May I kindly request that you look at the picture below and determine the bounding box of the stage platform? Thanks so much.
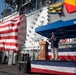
[31,60,76,75]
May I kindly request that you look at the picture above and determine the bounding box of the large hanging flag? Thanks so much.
[48,2,63,14]
[0,15,26,52]
[64,0,76,13]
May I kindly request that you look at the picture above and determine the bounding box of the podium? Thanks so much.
[38,41,49,60]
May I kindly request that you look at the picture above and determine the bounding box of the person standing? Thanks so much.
[48,32,60,60]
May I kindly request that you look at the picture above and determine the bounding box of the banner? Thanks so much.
[0,15,26,52]
[64,0,76,13]
[31,61,76,75]
[48,48,76,61]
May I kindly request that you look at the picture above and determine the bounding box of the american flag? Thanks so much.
[0,15,26,52]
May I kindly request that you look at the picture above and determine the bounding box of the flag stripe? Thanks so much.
[0,15,26,52]
[0,29,18,34]
[0,32,18,37]
[31,64,76,73]
[31,68,76,75]
[0,47,18,52]
[0,42,19,46]
[0,20,20,28]
[31,61,76,75]
[48,52,76,56]
[0,24,19,31]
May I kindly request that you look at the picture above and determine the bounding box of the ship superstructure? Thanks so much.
[0,0,76,61]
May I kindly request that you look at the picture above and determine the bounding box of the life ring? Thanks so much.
[62,39,66,43]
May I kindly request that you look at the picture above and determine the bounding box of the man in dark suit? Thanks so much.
[49,32,60,60]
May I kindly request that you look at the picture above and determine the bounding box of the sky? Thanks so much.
[0,0,13,18]
[0,0,5,18]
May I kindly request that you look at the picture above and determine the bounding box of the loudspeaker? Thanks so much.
[1,9,11,17]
